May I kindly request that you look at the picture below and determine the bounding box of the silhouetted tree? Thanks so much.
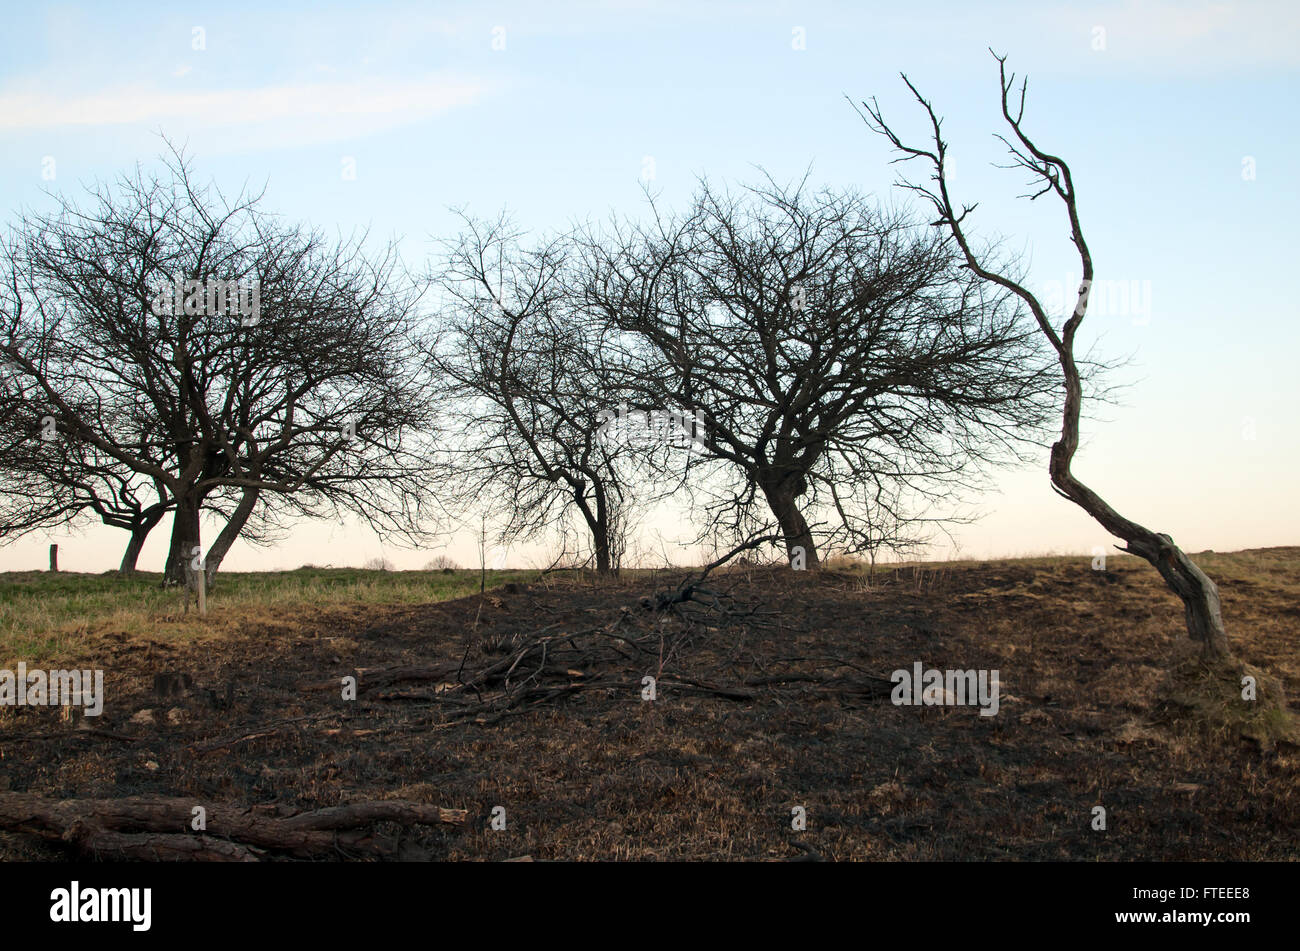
[0,150,440,586]
[860,51,1231,658]
[0,387,293,574]
[432,214,648,575]
[578,176,1057,568]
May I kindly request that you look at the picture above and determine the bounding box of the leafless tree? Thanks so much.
[431,214,652,575]
[0,150,441,586]
[0,382,170,572]
[833,479,937,582]
[859,51,1231,658]
[0,389,298,574]
[578,176,1058,569]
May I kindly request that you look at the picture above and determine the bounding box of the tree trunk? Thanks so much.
[162,492,202,588]
[575,480,617,575]
[592,483,616,575]
[119,506,168,576]
[763,480,820,569]
[1049,356,1230,659]
[119,527,149,576]
[592,524,612,574]
[202,488,260,586]
[0,792,467,862]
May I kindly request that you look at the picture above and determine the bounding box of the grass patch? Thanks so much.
[1154,642,1299,751]
[0,567,543,667]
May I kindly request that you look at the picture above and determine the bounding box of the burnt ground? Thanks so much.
[2,552,1298,861]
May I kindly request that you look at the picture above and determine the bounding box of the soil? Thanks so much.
[2,553,1297,861]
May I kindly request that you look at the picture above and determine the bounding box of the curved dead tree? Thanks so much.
[860,51,1230,658]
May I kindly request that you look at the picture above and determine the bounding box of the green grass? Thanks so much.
[7,546,1297,668]
[0,567,543,666]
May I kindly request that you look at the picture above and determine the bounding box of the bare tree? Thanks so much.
[432,214,649,575]
[859,51,1231,658]
[832,479,936,582]
[0,390,294,574]
[0,387,172,573]
[0,150,441,586]
[579,176,1058,569]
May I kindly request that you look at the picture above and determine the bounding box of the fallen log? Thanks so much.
[80,830,263,862]
[0,793,468,861]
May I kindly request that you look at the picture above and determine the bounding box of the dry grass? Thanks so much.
[1,548,1297,861]
[0,567,541,668]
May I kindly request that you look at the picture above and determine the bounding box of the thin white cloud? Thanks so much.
[0,74,489,132]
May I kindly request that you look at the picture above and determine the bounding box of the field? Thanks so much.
[1,549,1297,861]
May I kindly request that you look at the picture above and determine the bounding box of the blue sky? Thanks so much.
[1,0,1297,571]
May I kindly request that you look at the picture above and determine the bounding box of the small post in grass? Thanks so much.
[196,565,207,617]
[49,544,58,572]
